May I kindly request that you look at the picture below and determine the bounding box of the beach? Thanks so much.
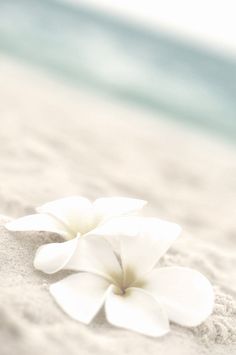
[0,54,235,354]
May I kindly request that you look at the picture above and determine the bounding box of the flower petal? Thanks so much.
[37,196,95,235]
[50,272,111,324]
[34,236,80,274]
[105,287,169,337]
[92,216,180,262]
[93,197,146,222]
[142,266,214,327]
[88,216,135,252]
[114,217,181,282]
[5,214,68,238]
[66,235,123,285]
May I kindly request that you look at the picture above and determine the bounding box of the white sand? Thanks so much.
[0,54,235,355]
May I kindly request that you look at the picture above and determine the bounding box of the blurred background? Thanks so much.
[0,0,236,139]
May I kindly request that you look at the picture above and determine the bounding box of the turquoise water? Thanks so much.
[0,0,236,140]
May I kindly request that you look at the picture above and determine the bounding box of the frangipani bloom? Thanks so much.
[5,196,146,273]
[49,217,214,337]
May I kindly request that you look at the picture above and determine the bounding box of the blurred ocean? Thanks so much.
[0,0,235,140]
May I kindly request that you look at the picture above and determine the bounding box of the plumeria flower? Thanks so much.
[49,217,214,337]
[5,196,146,273]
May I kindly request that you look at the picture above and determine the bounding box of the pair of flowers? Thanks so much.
[6,196,214,337]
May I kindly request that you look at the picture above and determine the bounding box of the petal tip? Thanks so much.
[106,310,170,337]
[33,246,56,274]
[5,221,14,231]
[5,221,23,232]
[33,240,76,274]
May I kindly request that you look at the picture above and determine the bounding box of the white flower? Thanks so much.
[49,217,214,337]
[5,196,146,273]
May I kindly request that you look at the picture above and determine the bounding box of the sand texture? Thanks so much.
[0,55,236,355]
